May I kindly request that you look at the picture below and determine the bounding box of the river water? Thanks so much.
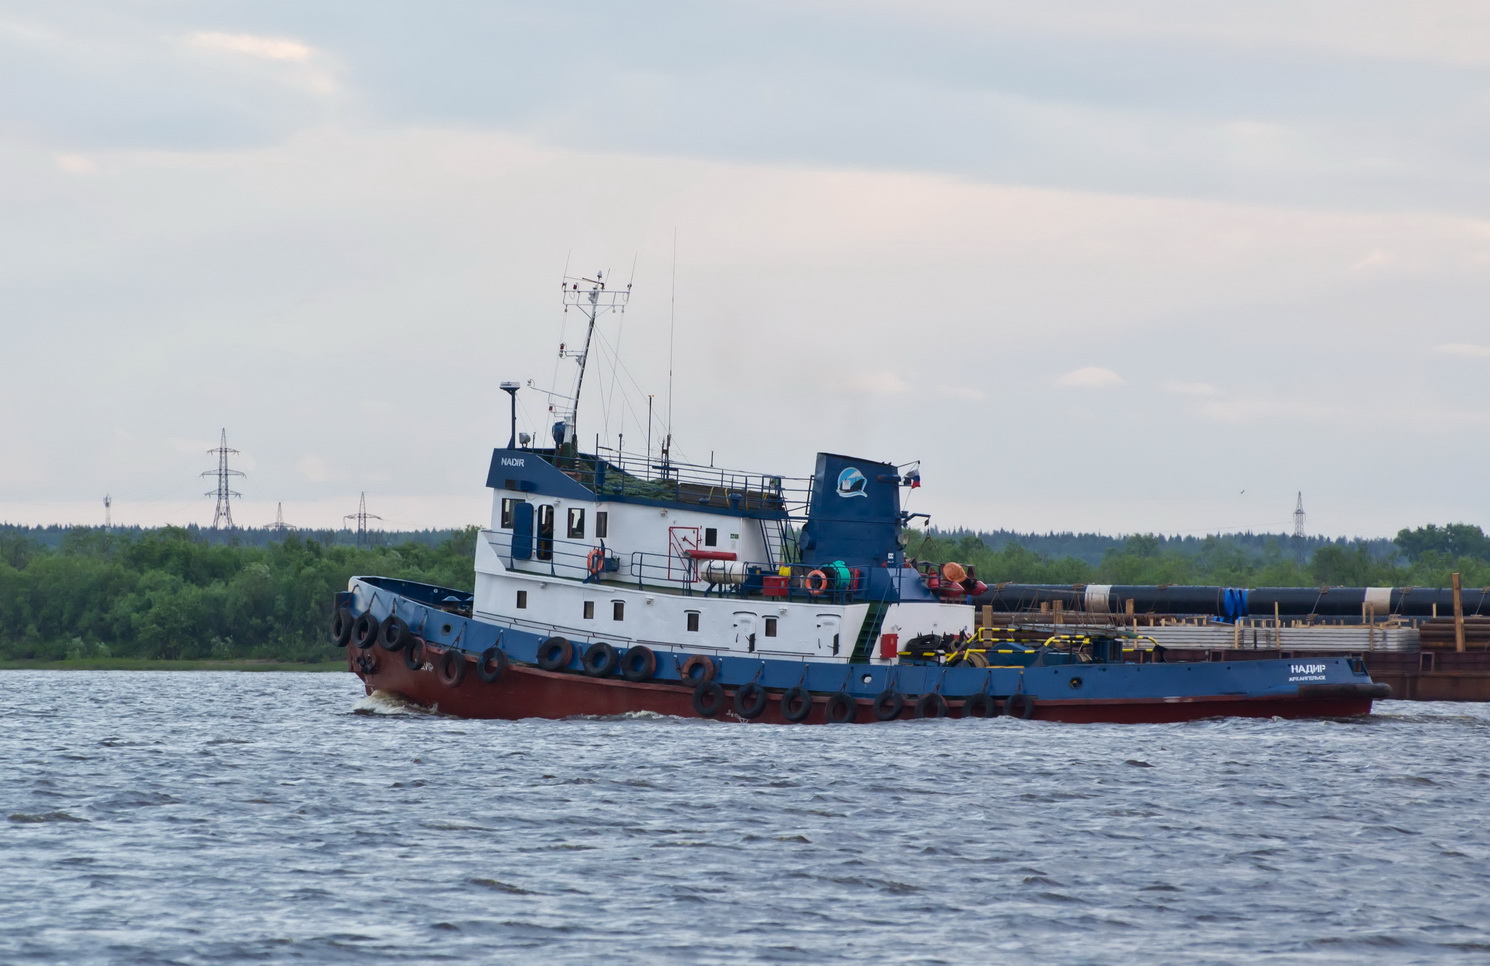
[2,670,1487,965]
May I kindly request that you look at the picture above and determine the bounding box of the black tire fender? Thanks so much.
[581,641,619,677]
[915,693,949,719]
[351,612,379,650]
[872,690,904,721]
[733,682,768,719]
[824,691,857,724]
[403,638,425,671]
[1006,692,1036,719]
[780,686,813,723]
[332,607,354,646]
[693,681,726,717]
[962,693,998,719]
[477,646,508,683]
[536,637,573,671]
[378,616,410,652]
[620,645,657,682]
[438,649,467,687]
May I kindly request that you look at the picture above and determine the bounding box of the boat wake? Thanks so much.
[352,689,435,716]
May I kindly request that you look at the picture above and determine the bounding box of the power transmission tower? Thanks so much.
[1293,492,1307,539]
[103,495,111,529]
[202,428,246,529]
[344,492,382,547]
[268,502,295,532]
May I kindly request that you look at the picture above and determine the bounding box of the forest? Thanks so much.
[0,525,475,663]
[2,521,1489,663]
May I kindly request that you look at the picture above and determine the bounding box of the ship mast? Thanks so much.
[553,270,630,454]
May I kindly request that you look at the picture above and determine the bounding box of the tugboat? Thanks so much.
[333,273,1389,723]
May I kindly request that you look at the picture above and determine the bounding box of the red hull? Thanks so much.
[349,645,1375,724]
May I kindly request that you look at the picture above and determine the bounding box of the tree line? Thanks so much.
[2,522,1488,663]
[0,526,475,663]
[912,523,1490,590]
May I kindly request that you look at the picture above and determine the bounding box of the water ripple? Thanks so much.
[1,671,1487,965]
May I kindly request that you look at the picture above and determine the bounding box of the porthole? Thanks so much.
[441,624,453,636]
[1068,676,1084,690]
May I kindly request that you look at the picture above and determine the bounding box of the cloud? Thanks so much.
[1433,343,1490,358]
[296,454,332,483]
[1349,249,1393,272]
[54,153,95,174]
[1163,380,1221,395]
[836,371,912,394]
[187,32,313,63]
[937,386,987,402]
[1055,367,1125,389]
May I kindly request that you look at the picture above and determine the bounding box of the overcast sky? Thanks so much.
[4,1,1490,538]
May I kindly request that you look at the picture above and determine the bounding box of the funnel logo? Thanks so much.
[836,466,868,498]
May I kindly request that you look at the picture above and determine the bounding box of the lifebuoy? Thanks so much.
[873,690,904,721]
[620,645,656,682]
[824,691,856,724]
[586,547,605,577]
[582,641,618,677]
[438,649,467,687]
[331,607,354,646]
[351,612,379,649]
[680,654,716,685]
[914,693,949,719]
[803,570,830,596]
[477,646,508,683]
[378,616,409,652]
[962,693,998,719]
[693,681,725,717]
[780,686,812,722]
[1005,692,1036,719]
[537,637,573,671]
[733,682,768,719]
[403,638,425,671]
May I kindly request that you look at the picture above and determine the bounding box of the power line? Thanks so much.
[344,492,382,547]
[269,502,296,532]
[201,429,246,529]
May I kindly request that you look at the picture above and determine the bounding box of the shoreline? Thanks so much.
[0,658,348,672]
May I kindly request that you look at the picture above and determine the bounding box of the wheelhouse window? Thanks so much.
[583,601,595,620]
[567,507,585,539]
[764,617,777,637]
[686,611,700,632]
[516,590,528,609]
[595,511,608,539]
[501,497,525,528]
[612,600,625,621]
[537,505,555,560]
[704,527,718,547]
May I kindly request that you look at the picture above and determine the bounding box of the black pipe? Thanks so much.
[971,583,1490,619]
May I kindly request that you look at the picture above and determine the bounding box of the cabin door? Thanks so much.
[511,502,534,560]
[733,612,758,653]
[815,615,841,656]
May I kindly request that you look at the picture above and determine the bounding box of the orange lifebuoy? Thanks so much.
[804,569,829,596]
[586,547,604,577]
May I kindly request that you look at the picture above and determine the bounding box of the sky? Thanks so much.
[3,1,1490,538]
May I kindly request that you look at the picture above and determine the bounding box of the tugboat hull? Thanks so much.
[341,578,1388,725]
